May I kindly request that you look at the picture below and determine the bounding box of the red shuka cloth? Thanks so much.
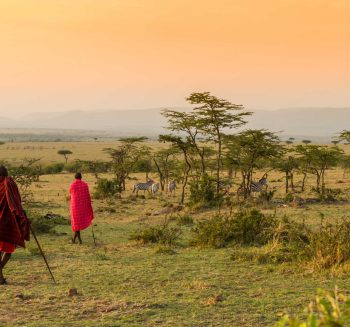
[0,177,30,248]
[69,179,94,232]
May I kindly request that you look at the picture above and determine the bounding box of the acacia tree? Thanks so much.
[57,149,72,164]
[75,160,110,180]
[159,135,194,204]
[274,154,299,194]
[161,110,206,174]
[295,145,343,194]
[302,140,312,145]
[153,147,180,191]
[339,130,350,143]
[224,129,283,198]
[187,92,251,194]
[104,137,150,192]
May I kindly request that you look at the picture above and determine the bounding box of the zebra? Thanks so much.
[151,183,160,195]
[132,179,154,195]
[167,180,176,196]
[218,180,232,195]
[251,176,268,192]
[237,176,268,196]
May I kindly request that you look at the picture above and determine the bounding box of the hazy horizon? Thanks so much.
[1,0,350,116]
[1,106,350,120]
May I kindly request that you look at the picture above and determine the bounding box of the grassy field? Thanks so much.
[1,142,350,326]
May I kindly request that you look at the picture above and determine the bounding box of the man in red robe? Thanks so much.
[69,173,94,244]
[0,165,30,284]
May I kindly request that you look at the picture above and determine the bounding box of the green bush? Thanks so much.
[64,161,82,173]
[260,216,350,270]
[277,288,350,326]
[317,188,344,202]
[176,215,194,226]
[42,163,64,174]
[93,178,121,199]
[258,189,276,203]
[188,174,221,208]
[191,209,277,248]
[306,219,350,269]
[129,221,182,246]
[29,211,70,234]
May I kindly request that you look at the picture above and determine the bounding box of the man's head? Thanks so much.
[0,165,8,182]
[75,172,82,180]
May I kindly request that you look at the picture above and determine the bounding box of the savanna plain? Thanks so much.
[1,141,350,327]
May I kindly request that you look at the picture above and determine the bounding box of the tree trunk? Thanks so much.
[181,156,191,204]
[301,172,307,192]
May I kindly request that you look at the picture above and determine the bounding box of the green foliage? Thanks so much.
[258,189,276,203]
[130,220,182,246]
[191,209,277,248]
[63,161,82,173]
[307,219,350,270]
[188,174,220,208]
[295,145,344,194]
[316,188,344,202]
[9,158,42,201]
[224,129,284,198]
[176,214,194,226]
[132,158,154,173]
[93,178,121,199]
[105,137,150,192]
[42,163,64,174]
[277,288,350,326]
[338,130,350,144]
[57,149,73,163]
[29,211,70,234]
[261,216,350,270]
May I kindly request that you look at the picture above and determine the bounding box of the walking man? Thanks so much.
[0,165,30,284]
[69,173,94,244]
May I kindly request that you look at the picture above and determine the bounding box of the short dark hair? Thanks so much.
[75,172,82,180]
[0,165,8,177]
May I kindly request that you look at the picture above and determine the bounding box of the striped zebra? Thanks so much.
[167,180,176,196]
[132,179,154,195]
[151,183,160,195]
[218,181,232,195]
[251,176,268,192]
[237,176,268,196]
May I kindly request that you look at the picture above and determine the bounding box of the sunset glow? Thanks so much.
[0,0,349,114]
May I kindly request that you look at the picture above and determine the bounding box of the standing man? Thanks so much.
[69,173,94,244]
[0,165,30,284]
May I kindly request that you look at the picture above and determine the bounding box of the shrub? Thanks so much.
[188,174,221,208]
[176,215,194,226]
[261,216,350,270]
[306,219,350,270]
[317,188,344,202]
[42,163,64,174]
[64,161,82,173]
[191,209,277,248]
[129,221,182,246]
[28,210,70,234]
[277,288,350,326]
[284,193,294,203]
[93,178,121,199]
[258,189,276,203]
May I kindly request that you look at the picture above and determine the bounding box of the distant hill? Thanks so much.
[0,107,349,140]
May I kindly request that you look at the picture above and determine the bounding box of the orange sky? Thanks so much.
[0,0,349,115]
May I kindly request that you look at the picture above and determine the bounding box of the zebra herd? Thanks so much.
[132,179,177,196]
[132,176,268,197]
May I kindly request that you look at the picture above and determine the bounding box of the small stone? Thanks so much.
[68,288,78,297]
[15,293,25,300]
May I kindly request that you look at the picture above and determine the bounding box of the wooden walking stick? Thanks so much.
[91,224,97,246]
[30,225,56,283]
